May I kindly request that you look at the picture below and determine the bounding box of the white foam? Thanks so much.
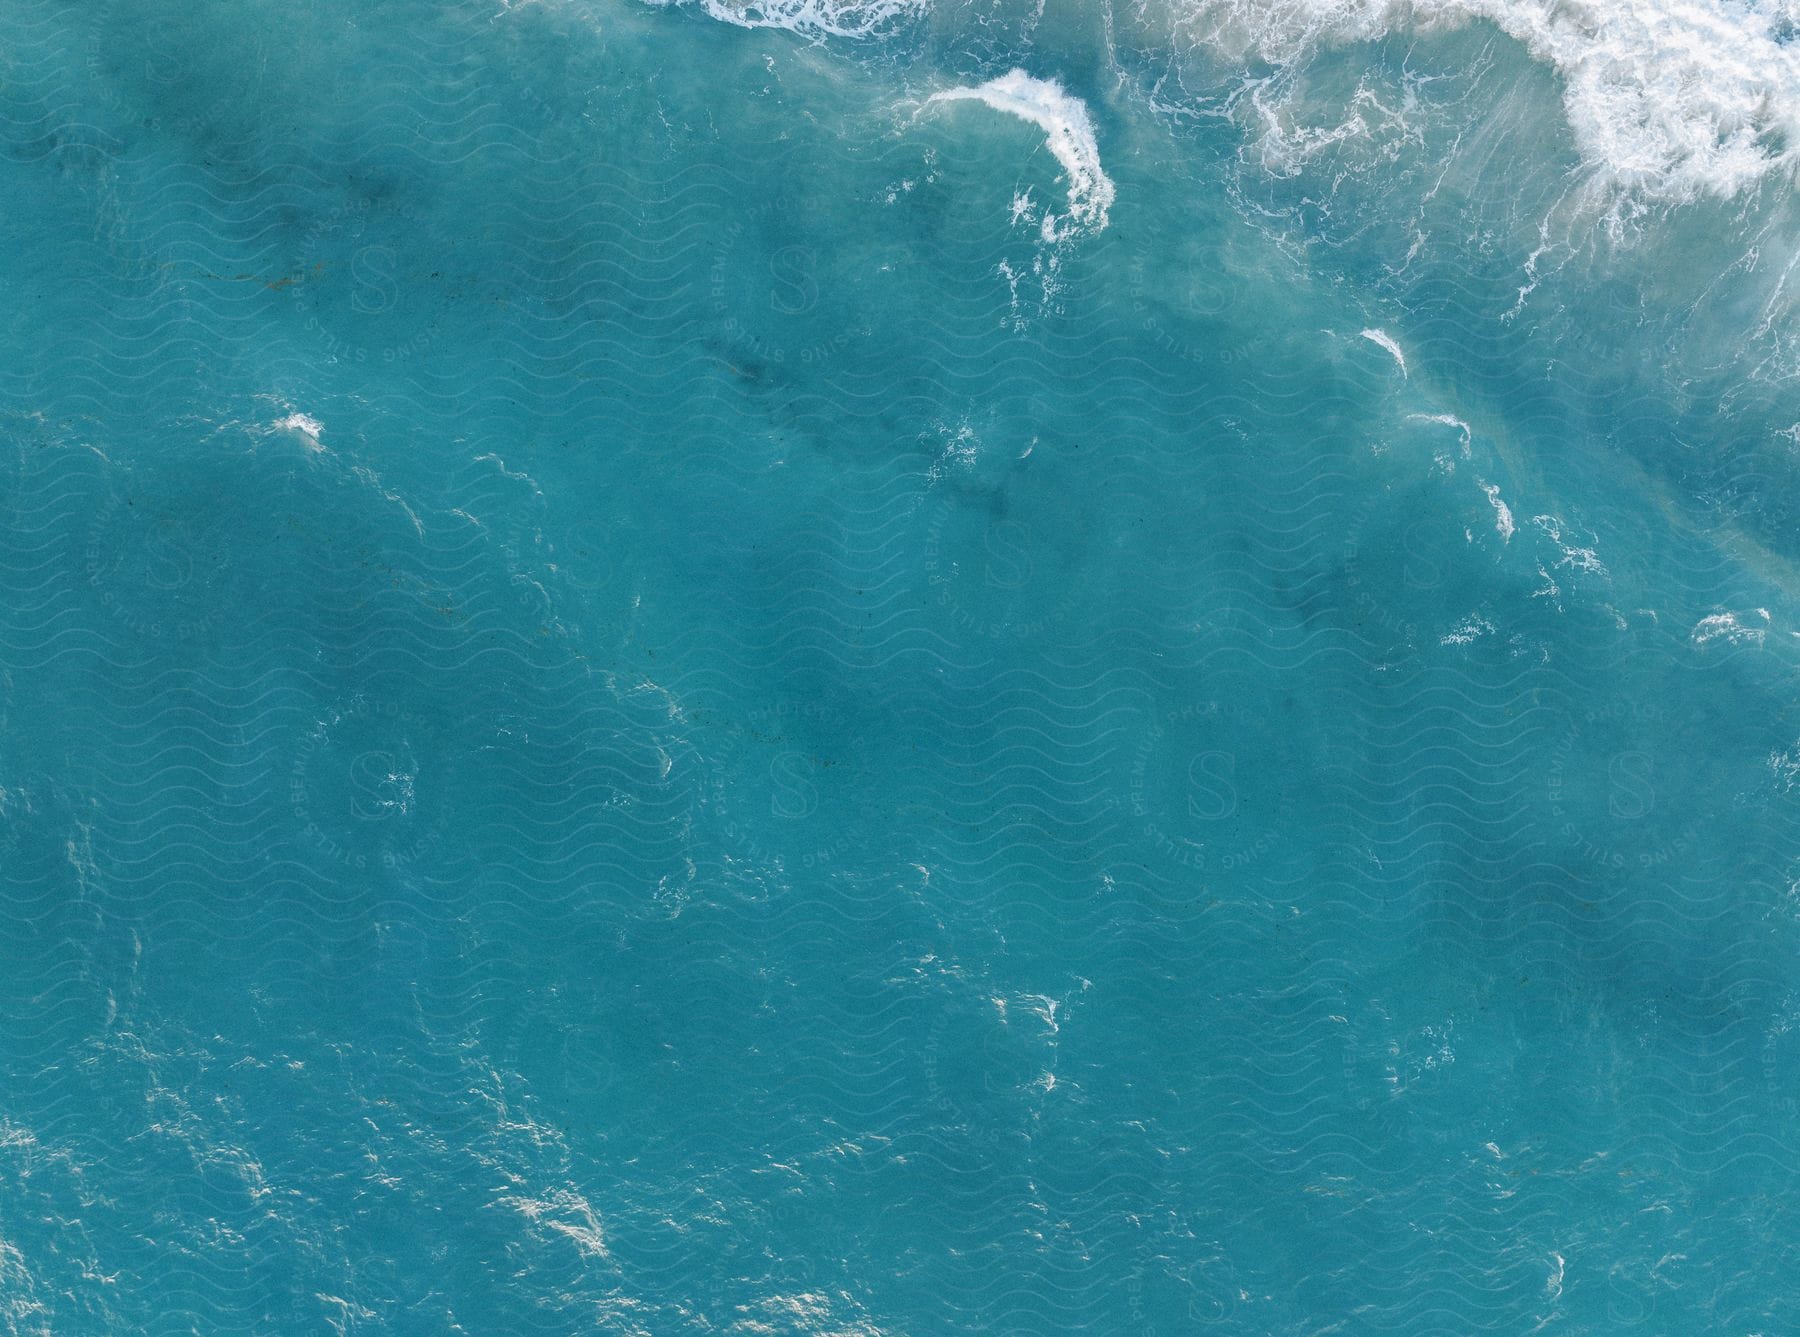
[1692,608,1771,645]
[1531,514,1608,579]
[1412,411,1471,450]
[1171,0,1800,203]
[1441,613,1496,645]
[275,412,325,452]
[1478,480,1514,542]
[1361,327,1406,373]
[508,1188,610,1259]
[675,0,925,37]
[928,71,1116,242]
[669,0,1800,204]
[925,418,981,484]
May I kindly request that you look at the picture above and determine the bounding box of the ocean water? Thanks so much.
[5,0,1800,1330]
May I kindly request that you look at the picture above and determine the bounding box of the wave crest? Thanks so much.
[928,70,1117,241]
[1171,0,1800,202]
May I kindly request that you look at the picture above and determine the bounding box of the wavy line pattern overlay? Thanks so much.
[3,0,1800,1331]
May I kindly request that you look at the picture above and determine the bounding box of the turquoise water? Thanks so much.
[6,0,1800,1329]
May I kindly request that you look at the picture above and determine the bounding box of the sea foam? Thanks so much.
[666,0,1800,206]
[673,0,925,36]
[1168,0,1800,202]
[927,71,1117,242]
[1361,327,1406,373]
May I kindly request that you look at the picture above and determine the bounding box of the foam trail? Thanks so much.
[672,0,926,36]
[1479,480,1514,542]
[1361,327,1406,374]
[928,71,1116,242]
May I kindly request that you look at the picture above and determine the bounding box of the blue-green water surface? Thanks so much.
[5,0,1800,1330]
